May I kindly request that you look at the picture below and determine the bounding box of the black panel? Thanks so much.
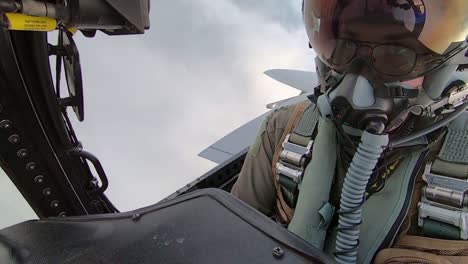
[0,29,84,217]
[0,189,333,264]
[162,148,247,202]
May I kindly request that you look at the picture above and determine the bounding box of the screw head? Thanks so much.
[0,120,12,129]
[34,175,44,183]
[272,247,284,259]
[42,188,52,196]
[58,212,66,217]
[8,134,20,144]
[50,200,59,208]
[132,214,141,221]
[26,162,37,171]
[17,149,28,158]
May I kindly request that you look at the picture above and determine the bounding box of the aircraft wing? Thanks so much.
[199,112,269,164]
[199,69,318,164]
[264,69,318,93]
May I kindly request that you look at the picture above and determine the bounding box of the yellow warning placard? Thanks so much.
[5,13,56,32]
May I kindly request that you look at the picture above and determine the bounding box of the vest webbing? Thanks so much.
[271,101,319,223]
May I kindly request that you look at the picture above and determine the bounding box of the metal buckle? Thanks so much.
[418,162,468,239]
[276,134,314,185]
[425,85,467,116]
[418,202,468,239]
[422,163,468,208]
[276,163,303,184]
[282,134,313,156]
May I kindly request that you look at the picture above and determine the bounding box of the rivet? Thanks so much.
[58,212,66,217]
[273,247,284,259]
[0,120,12,129]
[26,162,37,171]
[8,134,20,144]
[34,175,44,183]
[132,214,141,221]
[50,200,59,208]
[17,149,28,158]
[42,188,52,196]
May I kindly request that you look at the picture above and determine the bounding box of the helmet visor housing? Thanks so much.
[304,0,468,82]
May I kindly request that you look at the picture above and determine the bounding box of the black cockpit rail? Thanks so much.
[0,29,116,218]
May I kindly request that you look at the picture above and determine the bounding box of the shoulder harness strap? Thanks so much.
[272,101,320,223]
[418,111,468,240]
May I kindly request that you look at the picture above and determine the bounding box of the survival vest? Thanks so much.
[272,100,468,263]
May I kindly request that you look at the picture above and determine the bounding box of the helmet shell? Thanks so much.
[303,0,468,82]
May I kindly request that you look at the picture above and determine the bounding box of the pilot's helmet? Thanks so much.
[303,0,468,83]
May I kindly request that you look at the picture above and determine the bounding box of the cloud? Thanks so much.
[230,0,303,31]
[63,0,316,211]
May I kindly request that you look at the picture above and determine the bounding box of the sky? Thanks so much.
[1,0,316,227]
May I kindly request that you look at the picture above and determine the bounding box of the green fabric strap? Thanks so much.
[278,104,321,207]
[423,219,461,240]
[293,104,319,137]
[438,112,468,165]
[432,158,468,179]
[318,202,335,228]
[289,133,312,148]
[279,176,298,207]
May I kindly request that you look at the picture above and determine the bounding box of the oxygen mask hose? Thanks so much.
[334,122,389,264]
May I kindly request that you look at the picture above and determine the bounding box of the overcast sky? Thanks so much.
[2,0,316,227]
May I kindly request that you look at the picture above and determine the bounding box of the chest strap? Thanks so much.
[418,112,468,240]
[272,102,320,223]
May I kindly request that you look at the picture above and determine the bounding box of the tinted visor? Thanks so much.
[304,0,468,77]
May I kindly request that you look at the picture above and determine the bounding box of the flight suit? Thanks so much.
[231,100,352,218]
[232,99,468,263]
[231,103,302,216]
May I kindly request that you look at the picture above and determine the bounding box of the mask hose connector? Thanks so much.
[335,126,389,264]
[389,101,468,148]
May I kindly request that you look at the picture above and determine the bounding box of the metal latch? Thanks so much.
[425,83,467,116]
[418,202,468,239]
[276,163,303,184]
[422,163,468,208]
[276,134,313,185]
[280,134,313,167]
[418,162,468,240]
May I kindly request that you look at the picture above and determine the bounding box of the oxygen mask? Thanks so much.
[316,72,418,134]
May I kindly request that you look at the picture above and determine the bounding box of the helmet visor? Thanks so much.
[304,0,468,62]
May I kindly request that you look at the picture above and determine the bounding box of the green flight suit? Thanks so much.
[230,103,303,216]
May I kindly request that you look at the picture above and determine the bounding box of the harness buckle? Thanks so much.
[276,134,314,185]
[418,162,468,239]
[276,163,303,184]
[418,202,468,239]
[422,163,468,208]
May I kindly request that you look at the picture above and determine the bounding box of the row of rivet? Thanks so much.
[1,113,65,217]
